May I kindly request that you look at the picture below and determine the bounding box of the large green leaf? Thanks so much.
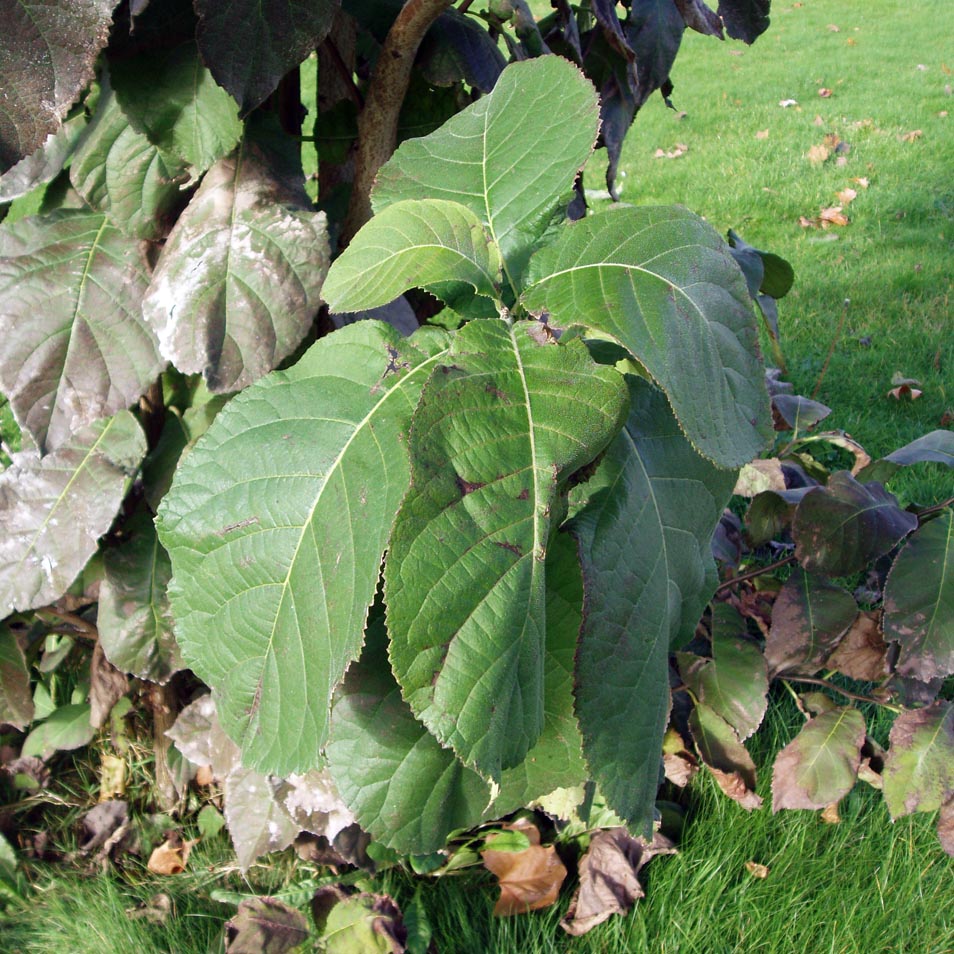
[21,703,95,758]
[111,41,242,180]
[142,134,330,393]
[523,205,772,468]
[570,376,736,829]
[195,0,339,116]
[0,0,113,173]
[884,510,954,682]
[386,319,628,779]
[322,199,502,313]
[98,508,183,685]
[883,702,954,819]
[771,707,865,811]
[373,56,600,287]
[326,611,490,855]
[0,210,162,452]
[0,411,147,614]
[856,430,954,484]
[157,322,449,776]
[70,80,188,240]
[0,622,34,730]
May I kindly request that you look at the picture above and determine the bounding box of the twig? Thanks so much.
[713,554,796,595]
[35,606,98,638]
[916,496,954,522]
[782,676,901,712]
[811,297,850,400]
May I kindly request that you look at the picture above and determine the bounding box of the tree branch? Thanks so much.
[341,0,453,245]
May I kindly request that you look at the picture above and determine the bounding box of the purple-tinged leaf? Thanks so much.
[793,472,917,577]
[883,702,954,819]
[717,0,771,43]
[623,0,686,107]
[745,486,811,547]
[225,897,310,954]
[771,707,865,811]
[772,394,832,432]
[0,211,162,452]
[764,569,857,677]
[856,430,954,484]
[417,8,507,92]
[89,641,128,729]
[825,611,889,682]
[884,510,954,682]
[0,622,34,730]
[675,0,724,37]
[0,0,113,174]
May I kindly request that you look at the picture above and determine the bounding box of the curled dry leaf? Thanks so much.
[836,187,858,205]
[807,144,831,165]
[818,88,833,97]
[900,129,923,142]
[147,833,197,875]
[819,206,849,226]
[745,861,770,878]
[826,611,889,681]
[225,896,310,954]
[888,385,922,400]
[482,839,567,916]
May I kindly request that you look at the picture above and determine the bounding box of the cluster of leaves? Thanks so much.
[669,377,954,853]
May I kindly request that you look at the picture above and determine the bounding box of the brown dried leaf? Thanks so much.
[836,187,858,205]
[888,385,922,400]
[225,897,310,954]
[89,641,129,729]
[819,206,849,226]
[482,843,567,916]
[826,611,889,681]
[807,144,831,165]
[818,88,833,98]
[147,833,197,875]
[710,767,764,809]
[938,797,954,858]
[560,829,675,936]
[821,802,842,824]
[900,129,923,142]
[755,129,770,140]
[745,861,770,878]
[852,177,870,188]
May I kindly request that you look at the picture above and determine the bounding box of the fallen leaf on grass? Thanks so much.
[79,800,128,854]
[482,835,567,916]
[99,753,126,800]
[888,374,923,401]
[827,24,840,32]
[755,129,770,140]
[127,893,172,924]
[654,143,689,159]
[312,886,406,953]
[818,87,834,98]
[807,144,831,165]
[836,187,858,205]
[745,861,770,878]
[226,897,310,954]
[560,830,675,936]
[821,802,842,824]
[819,206,849,226]
[852,176,870,188]
[900,129,923,142]
[779,99,799,108]
[147,832,197,875]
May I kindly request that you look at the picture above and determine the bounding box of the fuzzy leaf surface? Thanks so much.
[98,508,183,685]
[326,614,490,855]
[386,320,628,778]
[142,135,329,392]
[70,81,187,240]
[523,205,771,468]
[373,56,600,285]
[157,322,448,776]
[322,199,501,313]
[0,623,34,729]
[195,0,338,116]
[111,41,242,180]
[0,0,113,173]
[570,377,736,828]
[0,210,162,452]
[0,411,146,614]
[771,707,865,811]
[883,702,954,818]
[884,510,954,681]
[793,472,917,577]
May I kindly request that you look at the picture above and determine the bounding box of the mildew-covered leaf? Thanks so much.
[157,322,449,776]
[883,702,954,819]
[524,205,772,468]
[385,320,628,779]
[0,0,113,173]
[0,411,147,614]
[142,133,329,393]
[0,211,162,452]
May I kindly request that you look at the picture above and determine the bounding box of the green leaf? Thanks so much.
[793,472,918,576]
[771,707,866,811]
[195,0,338,116]
[0,0,113,173]
[142,133,330,393]
[0,411,147,614]
[856,430,954,484]
[688,703,759,793]
[373,56,600,286]
[523,205,772,468]
[21,702,95,758]
[0,622,34,730]
[0,210,162,452]
[98,507,183,685]
[883,702,954,819]
[884,510,954,682]
[70,79,188,240]
[0,114,86,203]
[496,532,587,810]
[763,569,857,677]
[323,199,501,313]
[326,612,490,855]
[570,376,736,828]
[677,605,768,741]
[157,322,449,776]
[111,41,243,180]
[386,320,628,778]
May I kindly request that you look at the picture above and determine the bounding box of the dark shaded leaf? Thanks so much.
[745,486,811,546]
[825,611,890,682]
[0,115,85,202]
[689,703,761,808]
[727,229,793,299]
[560,829,675,936]
[98,508,183,685]
[717,0,770,43]
[623,0,686,107]
[111,41,242,180]
[418,9,507,92]
[195,0,338,116]
[764,569,857,677]
[0,0,113,173]
[89,641,129,729]
[772,394,831,431]
[524,205,772,468]
[592,0,635,62]
[21,702,95,758]
[675,0,723,36]
[793,472,917,577]
[938,797,954,858]
[482,841,567,916]
[78,800,129,853]
[884,510,954,682]
[856,430,954,484]
[0,623,33,729]
[0,211,161,452]
[771,707,865,810]
[0,411,147,614]
[883,702,954,819]
[225,897,310,954]
[143,132,329,393]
